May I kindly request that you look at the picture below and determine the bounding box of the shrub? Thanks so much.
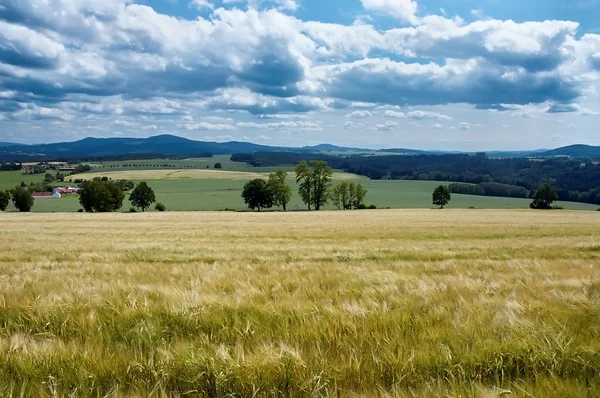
[552,205,565,210]
[77,209,83,213]
[214,163,223,169]
[155,202,166,212]
[368,204,377,210]
[128,207,137,213]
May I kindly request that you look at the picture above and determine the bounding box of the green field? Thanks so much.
[1,164,598,212]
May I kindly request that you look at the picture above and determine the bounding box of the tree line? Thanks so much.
[241,160,369,211]
[231,152,600,205]
[0,180,164,213]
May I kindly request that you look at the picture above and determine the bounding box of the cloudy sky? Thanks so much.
[0,0,599,150]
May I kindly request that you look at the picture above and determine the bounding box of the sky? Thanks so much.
[0,0,599,150]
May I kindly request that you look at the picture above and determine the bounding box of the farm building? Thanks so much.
[32,192,61,199]
[53,187,80,195]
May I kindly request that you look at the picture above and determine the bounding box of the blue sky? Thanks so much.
[0,0,599,150]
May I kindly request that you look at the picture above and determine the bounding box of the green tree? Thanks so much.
[214,163,222,169]
[331,182,368,210]
[129,182,156,212]
[310,160,333,211]
[432,185,451,209]
[295,161,312,210]
[0,190,10,211]
[530,183,558,209]
[44,173,55,183]
[242,179,274,211]
[11,187,34,212]
[352,183,368,209]
[79,180,125,213]
[268,170,292,210]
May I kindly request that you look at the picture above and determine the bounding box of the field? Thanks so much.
[1,210,599,396]
[2,167,599,212]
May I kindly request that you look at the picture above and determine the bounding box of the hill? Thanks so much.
[538,144,600,158]
[0,134,278,161]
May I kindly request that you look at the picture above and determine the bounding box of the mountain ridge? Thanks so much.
[1,134,599,161]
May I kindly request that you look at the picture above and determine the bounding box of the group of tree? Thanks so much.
[331,182,368,209]
[242,170,292,211]
[0,188,35,212]
[242,161,373,212]
[78,180,158,213]
[295,160,333,211]
[231,152,600,205]
[0,162,22,171]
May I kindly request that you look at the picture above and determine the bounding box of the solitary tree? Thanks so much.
[0,190,10,211]
[79,180,125,212]
[214,163,223,169]
[11,187,34,212]
[432,185,451,209]
[268,170,292,210]
[530,183,558,209]
[242,178,274,211]
[129,182,156,212]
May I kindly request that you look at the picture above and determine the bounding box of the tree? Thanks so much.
[0,190,10,211]
[353,183,367,209]
[530,183,558,209]
[129,182,156,212]
[242,179,274,211]
[214,163,222,169]
[295,161,312,211]
[155,202,166,212]
[295,160,333,211]
[310,160,333,211]
[78,180,124,212]
[268,170,292,210]
[11,187,34,212]
[432,185,451,209]
[44,173,55,183]
[331,182,368,210]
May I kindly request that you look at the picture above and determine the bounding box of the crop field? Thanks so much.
[0,210,599,397]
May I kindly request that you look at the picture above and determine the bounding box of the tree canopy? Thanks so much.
[432,185,451,209]
[331,182,368,210]
[11,187,34,212]
[129,181,156,212]
[0,190,10,211]
[242,179,274,211]
[79,180,125,213]
[268,170,292,211]
[295,160,333,211]
[530,184,558,209]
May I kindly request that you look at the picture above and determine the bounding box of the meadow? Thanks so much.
[0,210,599,397]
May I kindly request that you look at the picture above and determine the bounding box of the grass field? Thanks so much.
[1,210,599,396]
[2,167,599,212]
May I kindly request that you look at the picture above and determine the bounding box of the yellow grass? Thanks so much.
[0,210,599,396]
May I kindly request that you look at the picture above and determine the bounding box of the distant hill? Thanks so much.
[1,134,600,161]
[0,134,280,161]
[538,144,600,158]
[301,144,367,152]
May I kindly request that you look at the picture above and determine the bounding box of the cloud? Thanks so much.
[361,0,419,25]
[0,0,599,147]
[346,110,372,118]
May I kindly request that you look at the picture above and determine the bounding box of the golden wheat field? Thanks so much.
[1,210,599,397]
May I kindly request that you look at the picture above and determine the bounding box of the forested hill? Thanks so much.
[231,152,600,205]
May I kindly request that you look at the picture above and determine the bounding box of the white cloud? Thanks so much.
[346,110,372,118]
[361,0,419,25]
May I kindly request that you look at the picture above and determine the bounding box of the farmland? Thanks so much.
[1,210,599,396]
[1,166,599,212]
